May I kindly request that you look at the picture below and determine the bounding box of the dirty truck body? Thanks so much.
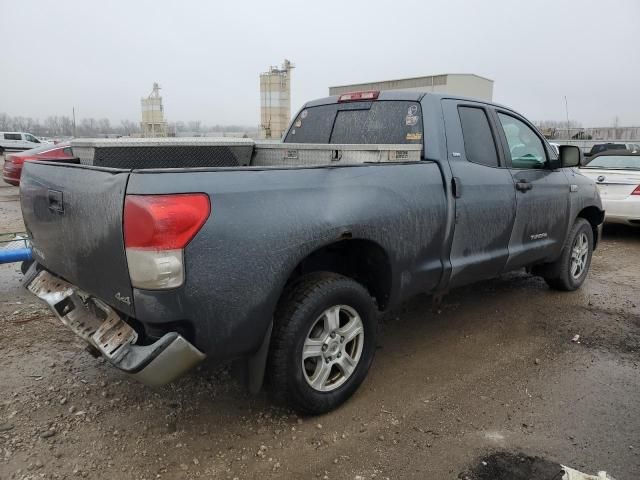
[20,91,604,413]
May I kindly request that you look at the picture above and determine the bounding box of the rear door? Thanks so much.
[493,110,570,269]
[20,162,134,315]
[442,99,517,287]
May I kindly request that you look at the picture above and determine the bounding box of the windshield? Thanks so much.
[284,101,423,144]
[584,155,640,170]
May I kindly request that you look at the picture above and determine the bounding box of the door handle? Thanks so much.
[515,179,533,192]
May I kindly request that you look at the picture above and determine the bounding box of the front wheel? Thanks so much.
[541,218,593,291]
[267,272,377,414]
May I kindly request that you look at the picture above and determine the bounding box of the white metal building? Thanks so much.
[329,73,494,101]
[260,60,294,140]
[141,83,168,138]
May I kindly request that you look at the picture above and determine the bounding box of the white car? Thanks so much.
[580,154,640,226]
[0,132,49,155]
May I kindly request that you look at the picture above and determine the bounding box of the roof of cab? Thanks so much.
[302,90,509,111]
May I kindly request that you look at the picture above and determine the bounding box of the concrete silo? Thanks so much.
[260,60,294,140]
[141,83,168,138]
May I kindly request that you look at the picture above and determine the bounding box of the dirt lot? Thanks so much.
[0,171,639,479]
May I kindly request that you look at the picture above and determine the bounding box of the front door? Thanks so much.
[493,111,571,269]
[442,100,518,288]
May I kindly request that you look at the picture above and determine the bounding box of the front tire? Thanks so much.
[542,218,593,291]
[267,272,377,415]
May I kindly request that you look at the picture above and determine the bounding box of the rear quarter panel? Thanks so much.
[128,163,447,358]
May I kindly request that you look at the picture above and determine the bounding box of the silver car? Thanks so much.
[580,154,640,226]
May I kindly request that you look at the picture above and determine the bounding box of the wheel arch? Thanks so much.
[282,238,393,311]
[576,205,604,249]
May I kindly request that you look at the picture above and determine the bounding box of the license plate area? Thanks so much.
[27,270,138,360]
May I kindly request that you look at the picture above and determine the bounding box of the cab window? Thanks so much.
[497,113,547,169]
[25,134,40,143]
[458,106,499,167]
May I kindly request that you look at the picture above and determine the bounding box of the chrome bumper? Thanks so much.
[25,267,205,386]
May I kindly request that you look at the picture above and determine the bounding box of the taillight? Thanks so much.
[124,194,210,289]
[337,90,379,102]
[632,185,640,196]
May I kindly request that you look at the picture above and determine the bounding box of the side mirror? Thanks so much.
[559,145,582,168]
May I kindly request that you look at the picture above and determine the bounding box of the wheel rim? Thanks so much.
[301,305,365,392]
[570,232,589,280]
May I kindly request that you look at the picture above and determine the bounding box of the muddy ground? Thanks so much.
[0,171,639,479]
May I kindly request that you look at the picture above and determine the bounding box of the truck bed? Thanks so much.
[71,138,422,169]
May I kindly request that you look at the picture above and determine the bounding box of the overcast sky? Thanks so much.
[1,0,639,127]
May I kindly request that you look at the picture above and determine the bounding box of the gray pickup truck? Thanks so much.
[20,91,603,414]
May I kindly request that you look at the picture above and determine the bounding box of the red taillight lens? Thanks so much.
[338,90,379,102]
[124,194,210,250]
[632,185,640,195]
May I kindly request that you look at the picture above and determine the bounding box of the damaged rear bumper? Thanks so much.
[24,267,205,386]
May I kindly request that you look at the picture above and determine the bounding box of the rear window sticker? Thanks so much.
[405,115,418,126]
[294,119,302,128]
[406,132,422,141]
[408,105,418,116]
[300,110,308,119]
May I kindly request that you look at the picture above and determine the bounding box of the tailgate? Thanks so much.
[20,162,134,316]
[583,169,640,200]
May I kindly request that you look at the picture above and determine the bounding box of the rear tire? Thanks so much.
[267,272,377,415]
[541,218,593,291]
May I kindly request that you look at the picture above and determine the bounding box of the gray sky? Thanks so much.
[1,0,639,127]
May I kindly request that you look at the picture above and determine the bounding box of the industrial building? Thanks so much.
[260,60,294,140]
[329,73,494,101]
[141,83,168,137]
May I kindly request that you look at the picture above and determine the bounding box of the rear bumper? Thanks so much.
[24,267,205,386]
[602,197,640,225]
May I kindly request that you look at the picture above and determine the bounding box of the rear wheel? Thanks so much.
[541,218,593,291]
[267,272,377,414]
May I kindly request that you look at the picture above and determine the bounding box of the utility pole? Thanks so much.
[564,96,570,139]
[72,107,77,138]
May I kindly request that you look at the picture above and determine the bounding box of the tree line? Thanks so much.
[0,113,257,138]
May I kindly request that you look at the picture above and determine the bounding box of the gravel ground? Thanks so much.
[0,182,639,479]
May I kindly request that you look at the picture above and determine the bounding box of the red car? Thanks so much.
[3,143,77,186]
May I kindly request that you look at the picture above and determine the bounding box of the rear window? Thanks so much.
[19,144,61,155]
[584,155,640,170]
[590,144,625,154]
[284,101,423,145]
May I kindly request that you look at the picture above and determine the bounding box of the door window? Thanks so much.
[25,134,40,143]
[458,106,499,167]
[497,113,547,169]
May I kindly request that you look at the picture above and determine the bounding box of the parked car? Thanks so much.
[0,132,51,154]
[587,142,640,158]
[20,91,604,413]
[580,152,640,226]
[2,143,77,186]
